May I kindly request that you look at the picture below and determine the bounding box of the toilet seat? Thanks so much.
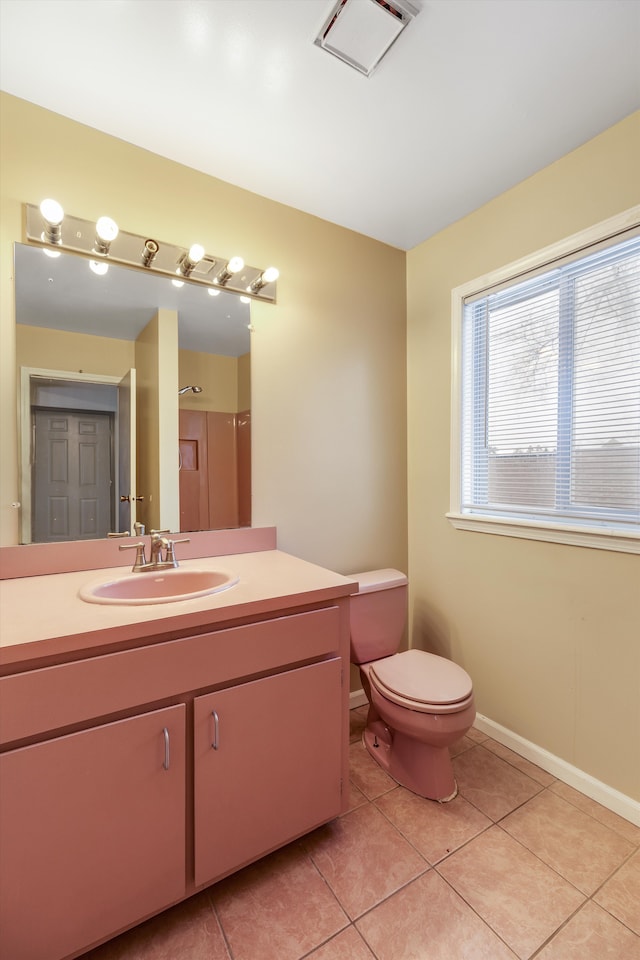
[369,649,473,715]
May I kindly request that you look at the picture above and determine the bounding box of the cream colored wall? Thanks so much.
[238,352,250,412]
[16,325,135,376]
[157,311,180,533]
[0,94,407,581]
[135,314,162,532]
[134,309,179,533]
[407,112,640,801]
[178,350,238,412]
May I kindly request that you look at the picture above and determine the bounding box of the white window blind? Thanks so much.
[459,231,640,537]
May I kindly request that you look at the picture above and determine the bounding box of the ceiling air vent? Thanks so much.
[314,0,419,77]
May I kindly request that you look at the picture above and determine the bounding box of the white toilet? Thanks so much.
[349,569,475,802]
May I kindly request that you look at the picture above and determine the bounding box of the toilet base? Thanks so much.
[362,723,458,803]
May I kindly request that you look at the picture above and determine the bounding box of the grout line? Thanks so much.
[588,843,640,899]
[430,861,519,959]
[205,887,235,960]
[298,923,375,960]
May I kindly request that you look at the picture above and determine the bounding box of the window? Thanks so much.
[449,210,640,553]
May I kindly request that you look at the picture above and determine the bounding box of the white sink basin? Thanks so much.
[79,568,239,605]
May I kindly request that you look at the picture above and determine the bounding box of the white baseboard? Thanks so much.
[474,714,640,827]
[349,689,639,827]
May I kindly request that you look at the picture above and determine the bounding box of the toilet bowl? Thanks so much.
[348,569,475,802]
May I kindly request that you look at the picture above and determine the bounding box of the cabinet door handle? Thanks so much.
[163,726,170,770]
[211,710,219,750]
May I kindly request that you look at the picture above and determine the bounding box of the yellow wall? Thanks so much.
[16,324,135,376]
[0,94,408,579]
[407,112,640,800]
[134,309,179,533]
[238,352,251,412]
[135,313,162,532]
[177,350,239,413]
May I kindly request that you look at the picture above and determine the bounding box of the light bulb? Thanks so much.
[172,278,184,288]
[240,296,251,304]
[249,264,280,293]
[43,248,61,259]
[178,243,206,277]
[215,256,245,286]
[208,288,220,296]
[96,216,119,243]
[89,259,109,276]
[188,243,205,264]
[40,198,64,225]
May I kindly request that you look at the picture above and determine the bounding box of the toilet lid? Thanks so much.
[369,649,473,708]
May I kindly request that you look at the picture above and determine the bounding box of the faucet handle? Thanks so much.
[118,542,148,570]
[165,537,190,566]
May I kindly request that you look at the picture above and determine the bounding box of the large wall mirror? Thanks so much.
[14,242,251,544]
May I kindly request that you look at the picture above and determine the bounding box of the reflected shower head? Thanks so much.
[178,385,203,395]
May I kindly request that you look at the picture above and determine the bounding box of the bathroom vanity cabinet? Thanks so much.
[0,704,188,960]
[0,543,353,960]
[193,656,342,887]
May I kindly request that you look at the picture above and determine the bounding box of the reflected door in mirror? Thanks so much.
[179,410,209,532]
[179,410,251,531]
[237,410,251,528]
[33,410,113,541]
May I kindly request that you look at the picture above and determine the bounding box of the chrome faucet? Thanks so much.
[119,531,190,572]
[149,532,169,566]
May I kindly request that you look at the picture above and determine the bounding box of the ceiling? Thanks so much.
[1,0,638,251]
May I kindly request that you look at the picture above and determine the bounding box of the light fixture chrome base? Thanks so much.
[24,204,278,303]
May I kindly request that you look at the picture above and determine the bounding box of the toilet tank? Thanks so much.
[347,569,408,665]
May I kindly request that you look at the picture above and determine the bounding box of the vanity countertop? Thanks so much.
[0,549,357,669]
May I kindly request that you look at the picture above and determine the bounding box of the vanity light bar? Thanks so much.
[25,202,279,304]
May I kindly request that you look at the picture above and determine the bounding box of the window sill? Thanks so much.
[445,513,640,554]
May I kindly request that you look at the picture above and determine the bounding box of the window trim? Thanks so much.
[448,206,640,555]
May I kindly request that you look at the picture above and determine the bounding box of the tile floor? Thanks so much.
[82,707,640,960]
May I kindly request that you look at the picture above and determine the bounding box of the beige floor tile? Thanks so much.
[79,891,230,960]
[304,802,427,919]
[535,901,640,960]
[449,733,475,758]
[595,849,640,935]
[482,739,556,786]
[349,706,369,743]
[549,780,640,844]
[438,826,585,959]
[306,925,376,959]
[501,790,634,894]
[356,871,517,960]
[349,739,396,800]
[344,778,369,813]
[210,843,347,960]
[375,784,491,864]
[467,725,490,743]
[453,744,543,821]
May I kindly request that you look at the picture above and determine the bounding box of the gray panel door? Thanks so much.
[33,409,113,542]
